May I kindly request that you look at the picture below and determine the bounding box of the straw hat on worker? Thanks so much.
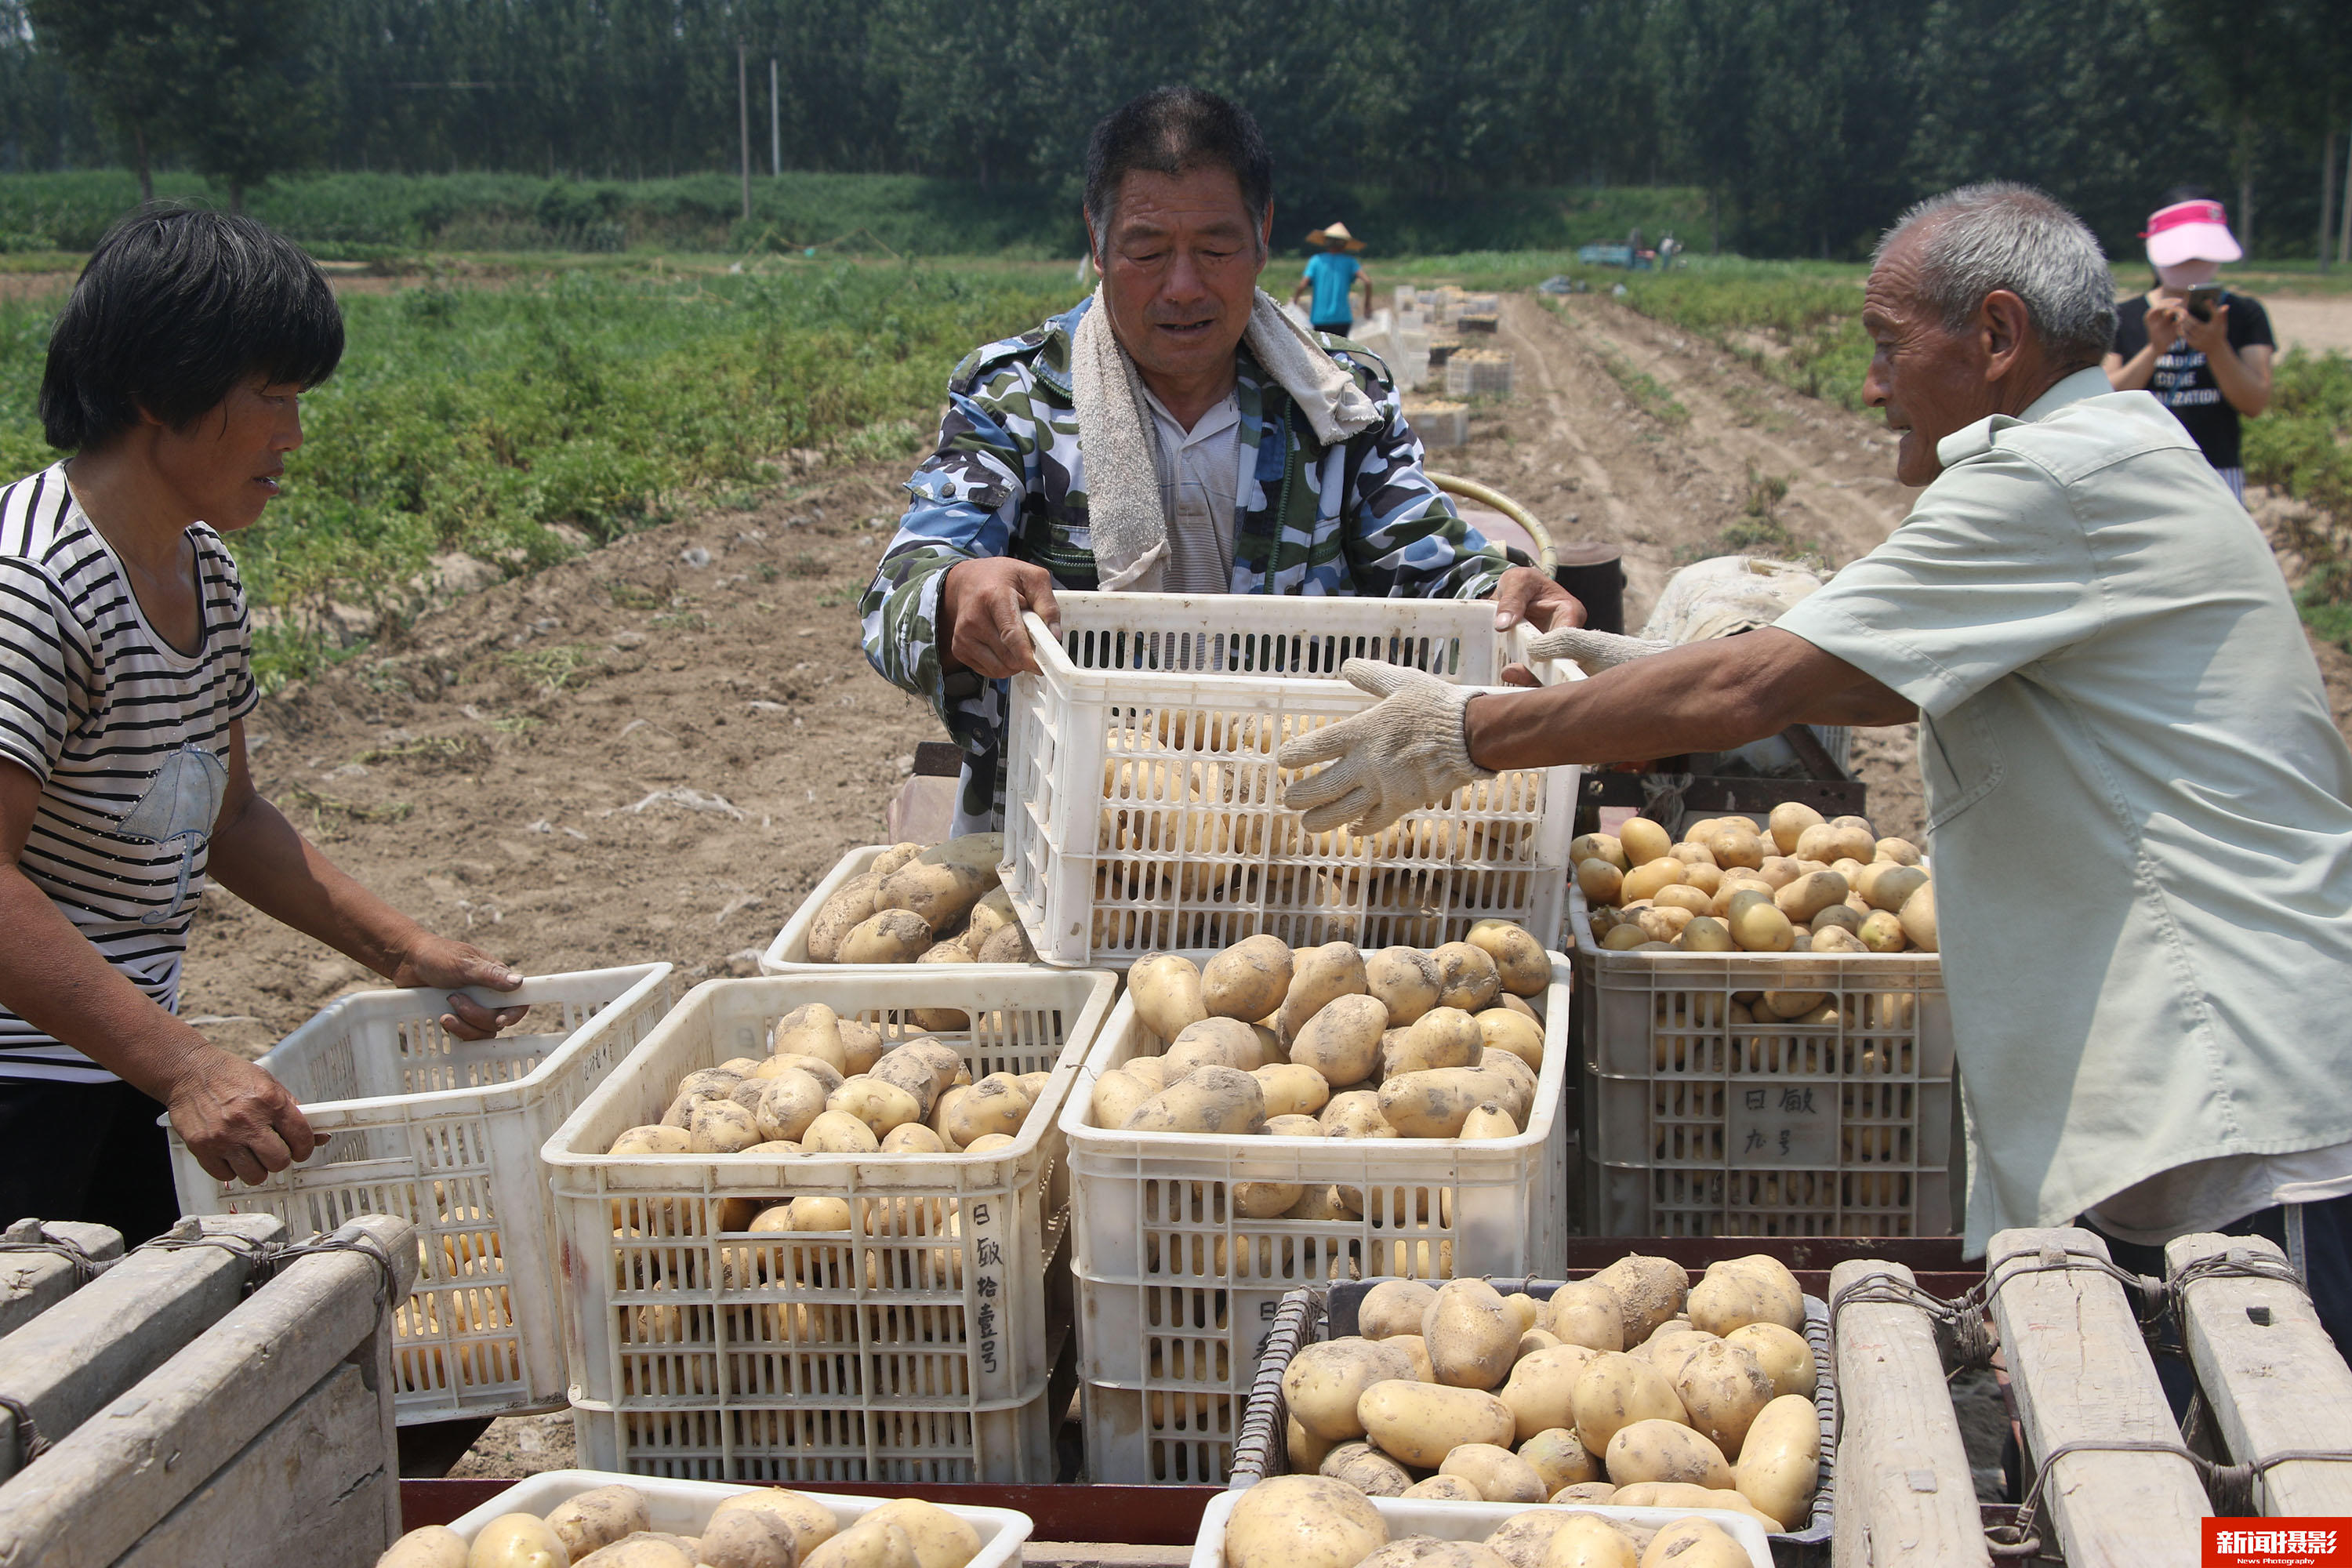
[1306,220,1366,252]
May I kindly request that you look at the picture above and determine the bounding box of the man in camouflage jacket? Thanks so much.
[859,296,1522,830]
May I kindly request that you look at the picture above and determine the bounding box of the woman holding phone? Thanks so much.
[2103,187,2274,498]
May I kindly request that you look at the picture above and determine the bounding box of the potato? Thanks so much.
[1204,935,1294,1022]
[1635,1330,1714,1385]
[881,1121,947,1154]
[1588,1256,1688,1344]
[1362,946,1443,1026]
[1572,1352,1686,1457]
[1619,860,1684,904]
[1634,907,1693,943]
[975,922,1035,963]
[943,1076,1029,1145]
[608,1124,693,1156]
[1687,1258,1804,1336]
[697,1508,799,1568]
[1359,1543,1511,1568]
[379,1526,469,1568]
[1168,1017,1270,1073]
[1125,953,1207,1042]
[1461,1102,1518,1139]
[1279,943,1371,1040]
[878,858,996,933]
[1809,902,1863,935]
[1576,860,1625,906]
[1874,836,1922,866]
[1854,862,1927,914]
[1319,1090,1393,1139]
[574,1537,695,1568]
[1671,1339,1776,1458]
[1221,1475,1388,1568]
[1773,870,1848,924]
[1499,1344,1599,1439]
[1753,856,1801,891]
[1612,816,1668,866]
[1569,833,1628,872]
[872,842,926,877]
[1475,1008,1545,1072]
[1417,942,1490,1011]
[1898,883,1937,950]
[770,1054,847,1092]
[1550,1483,1618,1506]
[1652,884,1714,916]
[1724,1322,1816,1399]
[1439,1442,1546,1502]
[838,910,935,964]
[1357,1379,1515,1466]
[1123,1065,1265,1134]
[1476,1050,1539,1126]
[1604,1417,1732,1490]
[1385,1006,1483,1076]
[827,1078,923,1136]
[689,1099,762,1154]
[861,1499,983,1568]
[1634,1520,1747,1568]
[1357,1278,1439,1339]
[1254,1062,1333,1118]
[870,1040,964,1116]
[1320,1439,1412,1495]
[1383,1333,1437,1382]
[1733,1392,1822,1530]
[1536,1517,1637,1568]
[1599,924,1647,951]
[1230,1180,1303,1217]
[465,1515,569,1568]
[1377,1066,1504,1138]
[1282,1334,1417,1436]
[1266,1113,1324,1138]
[1290,993,1388,1085]
[710,1491,839,1560]
[1519,1425,1604,1492]
[1399,1475,1483,1502]
[804,1519,920,1568]
[1766,801,1824,856]
[801,1109,882,1154]
[1726,898,1795,953]
[1465,920,1549,997]
[807,873,883,964]
[1852,909,1906,953]
[1545,1281,1625,1352]
[1422,1278,1519,1388]
[1483,1511,1579,1568]
[544,1485,652,1561]
[1287,1414,1334,1472]
[1517,1331,1560,1364]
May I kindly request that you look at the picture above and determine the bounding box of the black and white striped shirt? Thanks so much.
[0,463,259,1083]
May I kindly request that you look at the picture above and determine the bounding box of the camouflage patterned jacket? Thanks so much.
[859,295,1511,832]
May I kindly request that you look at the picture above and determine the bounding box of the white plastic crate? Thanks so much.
[168,965,673,1424]
[445,1468,1032,1568]
[544,969,1116,1483]
[762,847,1037,975]
[1568,889,1955,1238]
[1062,956,1571,1484]
[1002,592,1581,967]
[1189,1491,1770,1568]
[1444,351,1514,398]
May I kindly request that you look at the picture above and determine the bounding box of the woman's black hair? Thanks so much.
[1083,87,1273,253]
[38,205,344,452]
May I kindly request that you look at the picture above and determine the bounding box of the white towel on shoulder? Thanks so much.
[1073,285,1383,593]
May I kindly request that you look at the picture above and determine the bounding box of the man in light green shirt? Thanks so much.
[1278,183,2352,1348]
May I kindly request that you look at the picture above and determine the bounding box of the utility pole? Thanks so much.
[738,39,752,223]
[770,57,781,178]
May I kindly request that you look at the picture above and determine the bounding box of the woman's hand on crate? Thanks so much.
[1276,660,1494,833]
[170,1051,323,1186]
[939,557,1062,679]
[390,935,528,1040]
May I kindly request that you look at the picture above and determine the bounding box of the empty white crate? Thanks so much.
[1062,955,1571,1484]
[1002,592,1581,967]
[445,1469,1033,1568]
[544,968,1116,1482]
[1570,889,1955,1238]
[169,965,674,1422]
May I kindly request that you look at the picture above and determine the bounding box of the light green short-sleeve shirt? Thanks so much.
[1776,368,2352,1254]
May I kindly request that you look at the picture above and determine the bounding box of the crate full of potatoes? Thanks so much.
[542,967,1116,1483]
[1568,804,1954,1240]
[1225,1259,1831,1557]
[1059,923,1570,1485]
[763,836,1035,971]
[1001,592,1581,967]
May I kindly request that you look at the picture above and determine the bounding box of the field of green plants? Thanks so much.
[0,260,1075,686]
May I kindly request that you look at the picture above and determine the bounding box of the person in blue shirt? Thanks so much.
[1293,220,1370,335]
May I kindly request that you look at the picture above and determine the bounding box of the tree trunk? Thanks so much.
[228,181,245,215]
[2322,106,2338,274]
[2341,111,2352,274]
[132,125,152,205]
[2238,111,2256,260]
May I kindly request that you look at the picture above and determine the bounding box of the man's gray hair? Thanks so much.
[1877,183,2115,364]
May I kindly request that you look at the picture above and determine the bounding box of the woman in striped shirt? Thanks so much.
[0,209,524,1243]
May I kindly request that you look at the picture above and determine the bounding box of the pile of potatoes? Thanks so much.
[803,835,1036,965]
[1224,1473,1757,1568]
[1575,804,1935,956]
[379,1481,985,1568]
[602,1001,1051,1160]
[1087,924,1552,1185]
[1273,1256,1818,1539]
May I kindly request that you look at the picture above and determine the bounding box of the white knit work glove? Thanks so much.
[1523,626,1674,675]
[1277,659,1497,835]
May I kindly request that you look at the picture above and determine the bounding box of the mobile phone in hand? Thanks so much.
[2187,285,2224,321]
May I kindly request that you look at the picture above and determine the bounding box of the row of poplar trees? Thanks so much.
[7,0,2352,259]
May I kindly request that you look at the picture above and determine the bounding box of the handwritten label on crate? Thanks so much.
[1727,1083,1837,1167]
[971,1202,1004,1384]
